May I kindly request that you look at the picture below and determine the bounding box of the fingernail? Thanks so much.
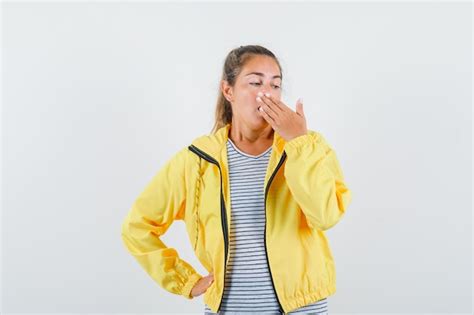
[265,93,270,97]
[257,92,263,97]
[256,97,262,102]
[299,98,303,103]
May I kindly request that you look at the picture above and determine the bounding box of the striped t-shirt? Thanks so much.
[204,139,328,315]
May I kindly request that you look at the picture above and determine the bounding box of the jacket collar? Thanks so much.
[190,123,286,161]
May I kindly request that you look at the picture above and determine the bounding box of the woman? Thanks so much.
[121,45,352,315]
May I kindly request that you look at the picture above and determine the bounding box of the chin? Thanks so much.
[251,117,269,129]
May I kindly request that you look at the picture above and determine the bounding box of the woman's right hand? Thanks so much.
[191,272,214,297]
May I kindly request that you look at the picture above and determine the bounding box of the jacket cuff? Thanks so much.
[284,132,319,153]
[284,132,328,165]
[285,132,311,149]
[182,272,203,299]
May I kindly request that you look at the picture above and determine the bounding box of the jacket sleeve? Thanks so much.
[120,147,203,299]
[283,131,352,231]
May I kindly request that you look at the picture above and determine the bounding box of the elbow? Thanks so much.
[320,212,346,231]
[308,188,352,232]
[120,214,134,251]
[121,214,130,237]
[311,210,346,232]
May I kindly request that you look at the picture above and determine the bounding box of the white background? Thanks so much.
[2,1,472,314]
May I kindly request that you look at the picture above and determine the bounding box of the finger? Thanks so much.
[258,93,281,114]
[263,92,289,113]
[268,95,294,114]
[258,105,276,126]
[295,98,305,117]
[261,93,284,114]
[257,97,279,120]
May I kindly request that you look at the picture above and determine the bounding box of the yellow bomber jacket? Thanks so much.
[121,123,352,314]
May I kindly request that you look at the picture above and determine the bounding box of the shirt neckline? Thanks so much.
[227,138,272,159]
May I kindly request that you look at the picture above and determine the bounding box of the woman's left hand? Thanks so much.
[257,92,308,142]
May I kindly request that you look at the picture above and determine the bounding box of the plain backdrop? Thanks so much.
[1,1,472,314]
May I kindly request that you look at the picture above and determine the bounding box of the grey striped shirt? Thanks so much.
[204,139,328,315]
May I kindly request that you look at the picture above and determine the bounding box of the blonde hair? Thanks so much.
[211,45,283,134]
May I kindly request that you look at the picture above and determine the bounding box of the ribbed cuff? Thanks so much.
[284,133,314,154]
[182,272,203,299]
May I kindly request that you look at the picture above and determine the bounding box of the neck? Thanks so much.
[228,120,274,144]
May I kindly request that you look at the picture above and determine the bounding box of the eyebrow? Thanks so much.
[244,72,282,79]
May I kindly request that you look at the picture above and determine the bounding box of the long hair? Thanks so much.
[211,45,283,134]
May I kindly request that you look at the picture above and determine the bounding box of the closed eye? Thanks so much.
[250,82,281,89]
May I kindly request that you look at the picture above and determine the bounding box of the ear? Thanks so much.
[221,80,233,102]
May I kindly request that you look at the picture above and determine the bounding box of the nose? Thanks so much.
[257,90,270,97]
[257,83,277,97]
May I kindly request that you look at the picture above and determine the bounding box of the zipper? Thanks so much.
[264,151,287,315]
[188,144,287,314]
[188,145,229,313]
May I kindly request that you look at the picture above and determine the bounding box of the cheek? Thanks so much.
[273,89,282,99]
[236,89,259,105]
[242,88,257,99]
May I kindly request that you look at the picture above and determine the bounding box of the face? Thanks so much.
[222,55,282,129]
